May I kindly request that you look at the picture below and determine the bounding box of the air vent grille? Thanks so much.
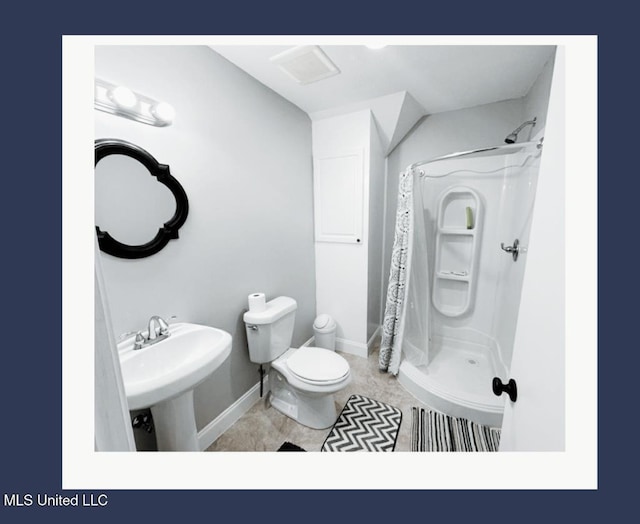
[269,45,340,85]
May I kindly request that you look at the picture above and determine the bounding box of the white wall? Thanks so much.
[95,46,315,449]
[367,123,386,341]
[312,110,376,355]
[523,52,556,139]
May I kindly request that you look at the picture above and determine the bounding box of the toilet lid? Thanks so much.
[287,347,350,384]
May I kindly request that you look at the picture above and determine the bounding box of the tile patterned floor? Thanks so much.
[206,346,432,452]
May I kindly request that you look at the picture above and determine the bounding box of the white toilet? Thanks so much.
[243,296,351,429]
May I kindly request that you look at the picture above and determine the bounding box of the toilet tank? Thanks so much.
[243,296,297,364]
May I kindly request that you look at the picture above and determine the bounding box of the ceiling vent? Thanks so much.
[269,45,340,85]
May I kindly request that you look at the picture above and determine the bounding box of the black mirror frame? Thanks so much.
[95,139,189,259]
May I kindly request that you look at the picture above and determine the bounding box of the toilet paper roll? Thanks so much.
[248,293,266,313]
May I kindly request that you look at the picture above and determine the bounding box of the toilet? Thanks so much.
[243,296,351,429]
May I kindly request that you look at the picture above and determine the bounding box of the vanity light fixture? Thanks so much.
[107,85,138,109]
[95,78,175,127]
[150,101,176,125]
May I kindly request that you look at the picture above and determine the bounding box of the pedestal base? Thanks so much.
[150,389,199,451]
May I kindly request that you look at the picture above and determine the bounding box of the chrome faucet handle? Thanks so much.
[134,331,145,350]
[157,316,169,335]
[147,317,158,340]
[148,315,170,340]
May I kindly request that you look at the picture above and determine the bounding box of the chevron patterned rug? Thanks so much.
[321,394,402,452]
[411,407,501,452]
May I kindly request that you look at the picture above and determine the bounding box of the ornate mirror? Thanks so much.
[94,139,189,259]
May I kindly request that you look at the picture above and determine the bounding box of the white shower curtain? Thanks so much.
[379,170,414,375]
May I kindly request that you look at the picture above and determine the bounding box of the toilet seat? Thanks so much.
[286,347,350,386]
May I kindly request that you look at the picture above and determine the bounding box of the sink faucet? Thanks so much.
[132,316,171,350]
[148,315,170,340]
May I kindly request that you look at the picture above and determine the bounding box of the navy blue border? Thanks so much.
[2,0,621,520]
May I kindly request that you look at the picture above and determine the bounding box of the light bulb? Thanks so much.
[108,86,137,109]
[150,101,175,124]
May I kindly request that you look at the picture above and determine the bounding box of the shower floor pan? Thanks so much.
[397,336,504,427]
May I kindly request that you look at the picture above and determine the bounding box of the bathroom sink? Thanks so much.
[118,322,232,411]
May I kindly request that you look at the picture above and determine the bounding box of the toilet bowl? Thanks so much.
[269,346,351,429]
[243,296,351,429]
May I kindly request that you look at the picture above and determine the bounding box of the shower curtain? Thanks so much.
[379,170,414,375]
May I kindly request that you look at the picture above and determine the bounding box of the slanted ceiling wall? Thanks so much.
[310,90,426,155]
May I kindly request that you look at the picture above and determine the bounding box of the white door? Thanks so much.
[94,238,136,451]
[499,47,569,451]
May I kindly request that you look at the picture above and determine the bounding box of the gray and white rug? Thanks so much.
[321,394,402,452]
[411,407,501,452]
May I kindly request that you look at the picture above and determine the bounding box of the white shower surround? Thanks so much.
[397,144,542,427]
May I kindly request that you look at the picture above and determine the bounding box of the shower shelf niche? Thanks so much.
[432,187,482,317]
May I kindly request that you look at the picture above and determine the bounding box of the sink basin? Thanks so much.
[118,322,232,451]
[119,322,232,411]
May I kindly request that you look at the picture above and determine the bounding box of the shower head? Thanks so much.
[504,117,537,144]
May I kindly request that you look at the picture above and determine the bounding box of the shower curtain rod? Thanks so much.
[406,138,543,173]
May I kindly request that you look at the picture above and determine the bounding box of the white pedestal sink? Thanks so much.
[118,322,232,451]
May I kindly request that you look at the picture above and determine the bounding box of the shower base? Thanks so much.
[397,335,504,427]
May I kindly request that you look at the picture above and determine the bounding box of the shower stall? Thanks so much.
[385,139,544,427]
